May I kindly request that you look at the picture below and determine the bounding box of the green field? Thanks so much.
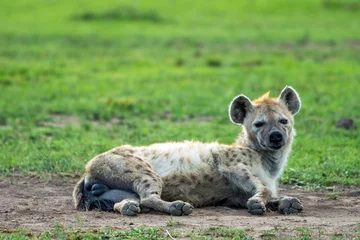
[1,0,359,186]
[1,0,360,239]
[1,0,359,185]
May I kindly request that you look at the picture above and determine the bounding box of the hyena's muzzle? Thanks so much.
[268,130,284,150]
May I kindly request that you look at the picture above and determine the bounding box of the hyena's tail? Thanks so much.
[73,176,86,210]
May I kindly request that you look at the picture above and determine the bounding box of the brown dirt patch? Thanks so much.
[40,114,82,128]
[0,175,359,239]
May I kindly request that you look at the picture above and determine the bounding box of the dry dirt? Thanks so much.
[0,175,359,239]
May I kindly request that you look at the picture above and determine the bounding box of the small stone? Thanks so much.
[336,118,357,130]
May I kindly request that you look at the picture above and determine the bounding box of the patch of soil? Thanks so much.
[0,176,359,239]
[41,114,82,128]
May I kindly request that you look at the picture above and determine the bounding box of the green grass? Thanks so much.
[0,225,254,240]
[188,227,253,239]
[2,225,358,240]
[0,224,167,240]
[0,0,359,187]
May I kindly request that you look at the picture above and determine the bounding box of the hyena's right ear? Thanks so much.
[229,95,254,125]
[278,86,301,115]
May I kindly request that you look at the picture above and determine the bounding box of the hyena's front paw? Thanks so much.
[114,200,141,216]
[247,198,266,215]
[278,196,303,214]
[169,201,194,216]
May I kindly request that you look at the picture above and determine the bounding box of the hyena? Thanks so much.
[73,86,303,216]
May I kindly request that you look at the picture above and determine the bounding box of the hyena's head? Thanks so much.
[229,86,301,151]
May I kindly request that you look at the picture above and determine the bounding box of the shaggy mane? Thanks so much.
[253,91,276,104]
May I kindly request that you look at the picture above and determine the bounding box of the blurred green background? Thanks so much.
[0,0,359,186]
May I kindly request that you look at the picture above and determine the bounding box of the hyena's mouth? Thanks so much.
[268,143,284,150]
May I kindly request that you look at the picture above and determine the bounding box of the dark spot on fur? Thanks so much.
[204,174,210,180]
[243,162,248,165]
[237,159,241,163]
[225,162,230,167]
[229,158,234,162]
[134,177,142,183]
[241,170,250,181]
[124,170,133,174]
[225,152,229,158]
[242,152,247,156]
[135,164,142,170]
[232,154,237,159]
[134,157,143,161]
[142,179,149,184]
[152,176,158,182]
[190,174,197,181]
[243,174,250,181]
[180,177,187,184]
[150,191,159,195]
[144,183,151,189]
[208,177,214,182]
[144,172,153,177]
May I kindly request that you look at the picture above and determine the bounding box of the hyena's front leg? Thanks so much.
[87,152,193,216]
[267,196,303,214]
[220,164,272,215]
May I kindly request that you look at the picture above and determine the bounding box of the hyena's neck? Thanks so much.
[235,128,294,179]
[260,144,292,179]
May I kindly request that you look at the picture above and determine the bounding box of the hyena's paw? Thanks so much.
[114,200,141,216]
[247,198,266,215]
[278,196,303,214]
[169,201,194,216]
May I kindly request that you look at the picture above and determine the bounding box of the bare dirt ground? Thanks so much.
[0,175,359,239]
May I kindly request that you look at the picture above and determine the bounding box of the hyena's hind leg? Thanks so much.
[92,183,142,216]
[126,159,194,216]
[139,193,193,216]
[91,183,147,216]
[87,152,193,216]
[82,177,142,215]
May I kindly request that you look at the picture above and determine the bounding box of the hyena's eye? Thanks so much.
[279,119,288,124]
[254,121,265,128]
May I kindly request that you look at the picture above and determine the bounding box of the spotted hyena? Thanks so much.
[73,86,303,216]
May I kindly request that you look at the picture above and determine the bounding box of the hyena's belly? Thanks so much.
[159,170,233,207]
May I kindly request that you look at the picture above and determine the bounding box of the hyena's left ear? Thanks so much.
[229,94,254,125]
[278,86,301,115]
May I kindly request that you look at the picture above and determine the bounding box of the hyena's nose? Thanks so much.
[269,131,283,143]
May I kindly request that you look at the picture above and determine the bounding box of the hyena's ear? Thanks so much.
[278,86,301,115]
[229,95,254,124]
